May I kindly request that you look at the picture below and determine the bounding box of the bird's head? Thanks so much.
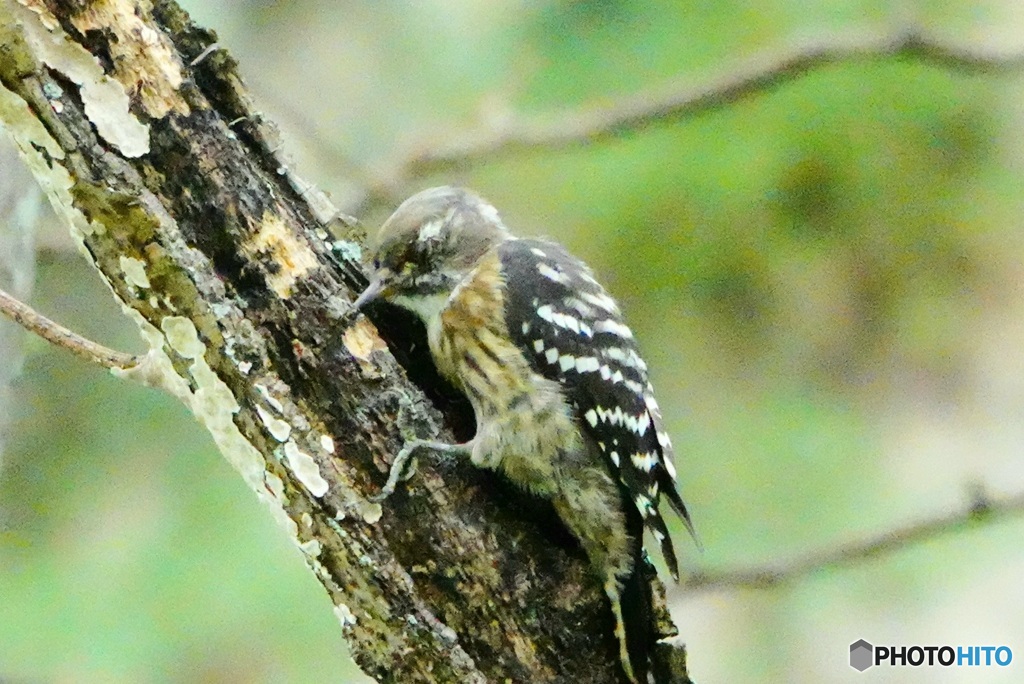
[354,186,509,321]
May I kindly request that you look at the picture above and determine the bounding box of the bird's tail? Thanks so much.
[619,514,657,682]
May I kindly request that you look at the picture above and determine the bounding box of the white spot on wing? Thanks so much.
[533,339,545,353]
[580,291,620,313]
[631,451,658,472]
[635,494,651,517]
[538,262,572,285]
[603,345,648,372]
[558,354,575,372]
[594,319,633,339]
[555,311,581,334]
[609,451,621,467]
[605,347,627,364]
[564,297,596,318]
[584,409,598,427]
[593,405,628,427]
[624,378,645,394]
[575,356,600,373]
[534,301,596,338]
[530,247,548,257]
[662,454,678,479]
[544,348,559,364]
[636,412,651,436]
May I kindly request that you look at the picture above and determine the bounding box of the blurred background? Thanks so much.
[3,1,1024,682]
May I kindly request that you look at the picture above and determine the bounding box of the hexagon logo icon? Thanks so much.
[850,639,874,671]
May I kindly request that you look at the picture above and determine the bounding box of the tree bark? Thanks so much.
[0,1,690,682]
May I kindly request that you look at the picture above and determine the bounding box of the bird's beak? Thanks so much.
[353,273,389,310]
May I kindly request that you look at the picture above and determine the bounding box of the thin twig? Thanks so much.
[0,287,138,370]
[364,29,1024,202]
[684,487,1024,593]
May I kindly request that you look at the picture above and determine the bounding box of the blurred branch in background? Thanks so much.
[351,27,1024,210]
[0,288,139,370]
[685,485,1024,593]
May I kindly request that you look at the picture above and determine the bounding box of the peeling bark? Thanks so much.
[0,1,691,682]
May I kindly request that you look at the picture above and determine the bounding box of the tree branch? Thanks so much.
[684,487,1024,593]
[0,287,139,369]
[0,1,688,682]
[362,28,1024,206]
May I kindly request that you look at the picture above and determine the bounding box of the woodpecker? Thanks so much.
[354,186,695,683]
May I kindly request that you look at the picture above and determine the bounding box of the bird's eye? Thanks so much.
[372,257,380,269]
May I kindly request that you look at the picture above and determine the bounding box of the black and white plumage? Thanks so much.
[354,186,695,683]
[499,238,695,580]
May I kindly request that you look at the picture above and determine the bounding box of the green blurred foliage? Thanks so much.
[1,257,355,683]
[3,1,1024,682]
